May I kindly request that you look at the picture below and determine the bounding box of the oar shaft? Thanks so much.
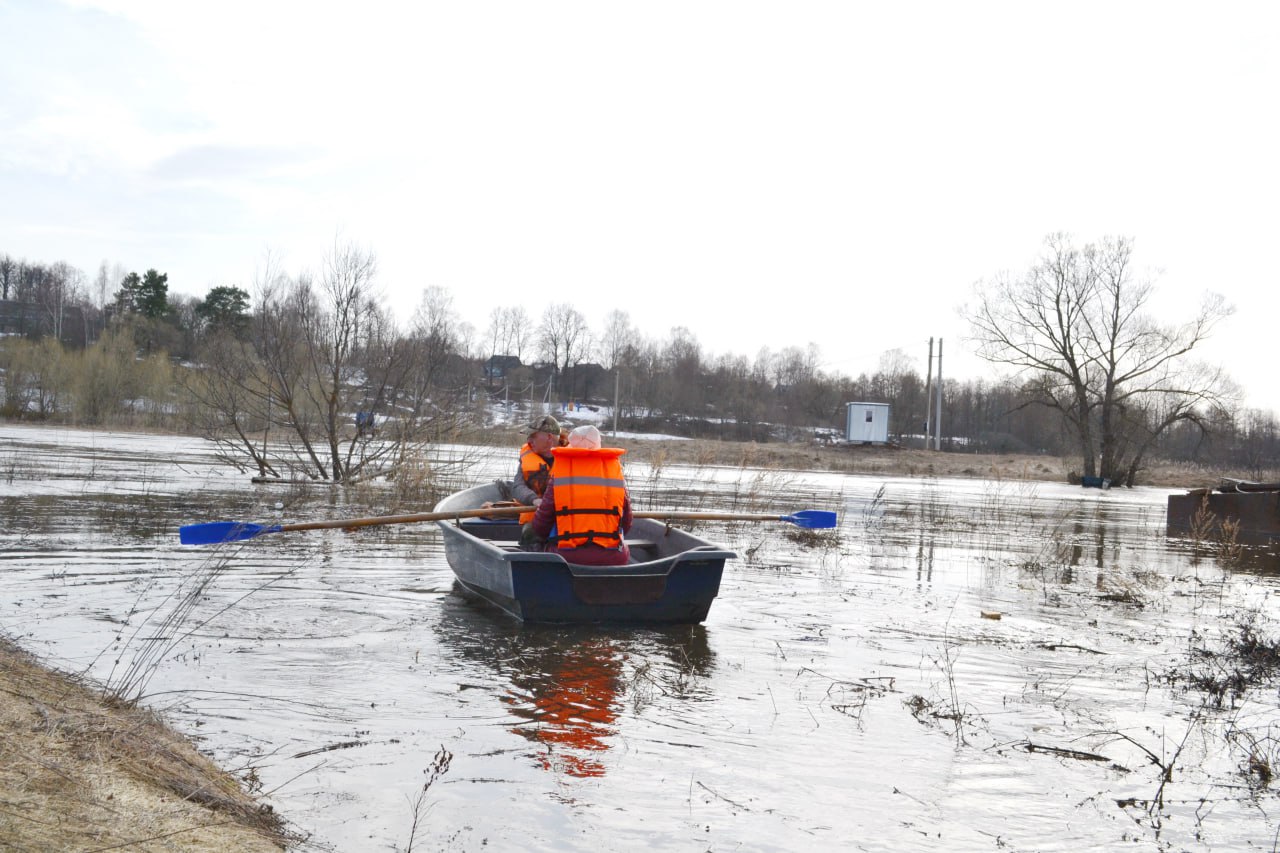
[634,511,786,522]
[634,509,837,528]
[281,505,530,532]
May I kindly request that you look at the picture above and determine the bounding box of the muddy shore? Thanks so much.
[0,636,290,851]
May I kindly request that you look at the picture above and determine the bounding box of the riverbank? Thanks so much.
[613,437,1250,490]
[468,421,1254,489]
[0,636,290,851]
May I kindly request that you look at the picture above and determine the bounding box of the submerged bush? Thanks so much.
[1173,620,1280,709]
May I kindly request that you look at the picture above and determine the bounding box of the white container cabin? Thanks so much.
[844,402,890,444]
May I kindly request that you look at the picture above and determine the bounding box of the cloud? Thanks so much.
[3,0,1280,411]
[148,144,320,183]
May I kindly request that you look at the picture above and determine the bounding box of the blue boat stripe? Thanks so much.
[554,476,626,488]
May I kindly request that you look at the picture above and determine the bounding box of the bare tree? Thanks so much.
[966,234,1234,484]
[599,309,639,371]
[12,259,44,304]
[483,306,505,366]
[303,242,379,479]
[772,344,820,388]
[184,245,469,484]
[506,306,531,361]
[0,254,16,300]
[45,263,78,342]
[653,327,704,417]
[538,303,591,400]
[1107,373,1236,485]
[1232,408,1280,480]
[411,287,462,390]
[484,305,529,361]
[710,351,769,440]
[538,304,590,371]
[94,262,110,309]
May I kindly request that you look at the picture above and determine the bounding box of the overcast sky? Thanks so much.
[3,1,1278,412]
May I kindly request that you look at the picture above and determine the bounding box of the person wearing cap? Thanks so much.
[530,425,633,566]
[512,414,563,525]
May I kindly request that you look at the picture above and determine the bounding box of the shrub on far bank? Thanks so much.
[0,328,178,429]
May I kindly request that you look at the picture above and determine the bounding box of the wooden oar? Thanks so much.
[179,505,529,545]
[635,510,837,528]
[180,505,838,546]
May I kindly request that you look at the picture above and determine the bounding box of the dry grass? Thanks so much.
[0,636,289,852]
[617,438,1221,489]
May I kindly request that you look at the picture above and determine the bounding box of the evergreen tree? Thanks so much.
[195,285,251,336]
[113,269,169,318]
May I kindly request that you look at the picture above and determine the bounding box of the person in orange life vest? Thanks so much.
[511,414,563,524]
[531,425,633,566]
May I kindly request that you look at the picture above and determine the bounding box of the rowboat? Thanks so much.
[434,482,737,623]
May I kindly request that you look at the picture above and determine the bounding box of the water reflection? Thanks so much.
[505,637,621,777]
[1063,519,1105,579]
[1167,538,1280,575]
[435,590,715,778]
[914,530,933,584]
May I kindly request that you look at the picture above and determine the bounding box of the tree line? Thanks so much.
[1,237,1275,484]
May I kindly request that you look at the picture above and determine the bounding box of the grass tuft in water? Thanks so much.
[405,745,453,853]
[1178,620,1280,709]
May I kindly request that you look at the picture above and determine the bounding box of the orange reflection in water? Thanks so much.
[504,639,621,778]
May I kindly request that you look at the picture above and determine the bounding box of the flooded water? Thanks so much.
[2,424,1279,852]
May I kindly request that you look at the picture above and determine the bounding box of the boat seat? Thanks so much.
[497,539,658,552]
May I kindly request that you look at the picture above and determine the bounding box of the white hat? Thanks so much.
[567,424,602,450]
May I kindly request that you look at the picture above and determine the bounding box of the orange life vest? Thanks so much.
[547,446,628,549]
[518,443,552,523]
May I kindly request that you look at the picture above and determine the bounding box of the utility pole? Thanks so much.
[934,338,943,451]
[613,369,620,437]
[924,337,934,448]
[923,337,944,451]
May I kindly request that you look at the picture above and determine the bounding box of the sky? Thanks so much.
[3,1,1279,412]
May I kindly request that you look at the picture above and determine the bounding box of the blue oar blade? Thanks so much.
[179,521,281,545]
[781,510,838,529]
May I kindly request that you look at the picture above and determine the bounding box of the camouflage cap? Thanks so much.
[525,414,561,436]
